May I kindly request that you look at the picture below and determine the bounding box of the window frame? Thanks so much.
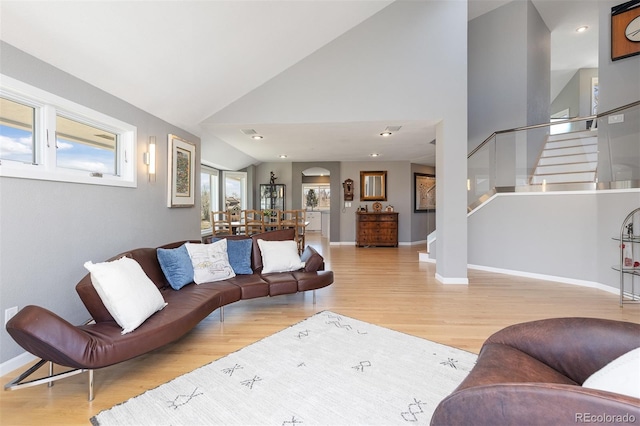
[222,171,247,211]
[201,164,220,236]
[0,74,137,188]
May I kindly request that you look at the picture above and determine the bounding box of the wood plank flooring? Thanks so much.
[1,232,638,425]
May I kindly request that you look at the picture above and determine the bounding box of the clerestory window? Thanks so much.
[0,74,137,187]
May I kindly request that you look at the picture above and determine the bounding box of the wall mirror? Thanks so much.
[360,170,387,201]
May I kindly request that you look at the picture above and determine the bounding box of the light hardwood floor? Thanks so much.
[1,232,638,425]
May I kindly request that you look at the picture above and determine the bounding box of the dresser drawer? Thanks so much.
[356,212,398,247]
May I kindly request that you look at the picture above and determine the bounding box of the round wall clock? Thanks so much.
[626,16,640,41]
[611,3,640,61]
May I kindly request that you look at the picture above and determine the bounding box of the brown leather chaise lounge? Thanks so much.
[5,229,333,400]
[431,317,640,425]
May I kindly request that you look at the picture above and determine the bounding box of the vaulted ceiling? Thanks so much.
[0,1,599,170]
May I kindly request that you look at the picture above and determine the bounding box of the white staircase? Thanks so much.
[531,130,598,185]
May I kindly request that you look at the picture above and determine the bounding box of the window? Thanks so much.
[0,97,35,164]
[55,115,117,175]
[222,171,247,211]
[201,165,219,234]
[0,74,136,187]
[303,184,330,210]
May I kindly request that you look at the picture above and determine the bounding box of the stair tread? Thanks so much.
[544,143,598,150]
[533,170,596,176]
[547,130,597,141]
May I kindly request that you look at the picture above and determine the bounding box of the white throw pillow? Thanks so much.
[186,240,236,284]
[257,239,305,273]
[582,347,640,398]
[84,257,167,334]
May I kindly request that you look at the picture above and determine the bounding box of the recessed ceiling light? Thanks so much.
[278,154,288,159]
[370,153,380,157]
[252,135,264,140]
[576,26,588,33]
[379,132,392,137]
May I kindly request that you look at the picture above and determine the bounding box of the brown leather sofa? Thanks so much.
[431,317,640,425]
[6,229,333,400]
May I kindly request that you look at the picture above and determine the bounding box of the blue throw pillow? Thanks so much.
[157,244,194,290]
[214,238,253,274]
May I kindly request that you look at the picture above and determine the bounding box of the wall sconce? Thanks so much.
[144,136,156,182]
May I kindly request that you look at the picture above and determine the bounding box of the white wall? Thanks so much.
[0,42,201,364]
[205,0,469,280]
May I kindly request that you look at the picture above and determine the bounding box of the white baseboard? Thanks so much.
[330,241,427,246]
[419,255,617,294]
[0,351,36,377]
[435,273,469,285]
[400,240,427,246]
[467,263,618,295]
[418,251,435,263]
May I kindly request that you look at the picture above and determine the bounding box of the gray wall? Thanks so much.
[597,0,640,184]
[598,1,640,111]
[253,160,430,245]
[551,68,598,118]
[0,42,201,364]
[292,162,342,243]
[525,0,551,173]
[552,71,581,117]
[468,190,639,291]
[466,0,640,286]
[338,161,411,244]
[468,0,550,175]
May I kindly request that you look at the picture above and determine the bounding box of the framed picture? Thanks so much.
[167,134,196,207]
[414,173,436,212]
[611,1,640,61]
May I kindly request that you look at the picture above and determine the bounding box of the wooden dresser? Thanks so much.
[356,212,399,247]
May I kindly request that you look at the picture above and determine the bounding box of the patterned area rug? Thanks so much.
[91,311,477,425]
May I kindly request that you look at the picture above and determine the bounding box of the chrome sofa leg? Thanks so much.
[220,306,224,323]
[88,370,94,401]
[5,359,87,394]
[313,290,316,305]
[48,362,54,387]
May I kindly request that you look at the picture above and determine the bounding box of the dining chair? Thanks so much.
[294,209,307,253]
[241,209,265,235]
[277,210,299,242]
[211,210,232,236]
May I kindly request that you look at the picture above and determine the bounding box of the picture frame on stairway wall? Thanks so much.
[167,134,196,208]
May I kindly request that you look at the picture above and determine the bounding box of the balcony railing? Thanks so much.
[468,100,640,211]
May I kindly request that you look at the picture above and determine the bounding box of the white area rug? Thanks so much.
[91,311,477,425]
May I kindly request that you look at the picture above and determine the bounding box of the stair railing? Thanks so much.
[468,100,640,212]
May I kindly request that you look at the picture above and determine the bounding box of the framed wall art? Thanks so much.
[414,173,436,212]
[611,1,640,61]
[167,134,196,207]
